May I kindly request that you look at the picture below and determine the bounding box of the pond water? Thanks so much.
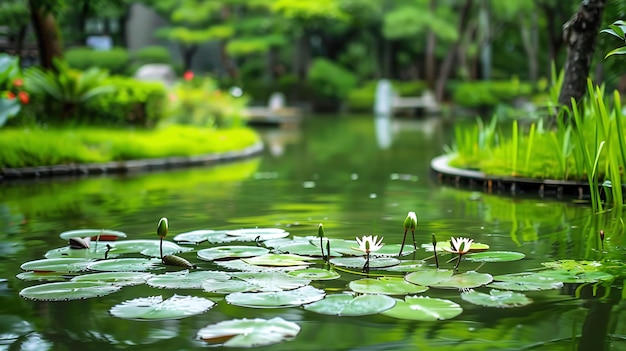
[0,115,624,351]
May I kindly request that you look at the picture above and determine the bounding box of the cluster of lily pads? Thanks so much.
[16,213,616,348]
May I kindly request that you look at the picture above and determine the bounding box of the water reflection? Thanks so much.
[0,116,623,350]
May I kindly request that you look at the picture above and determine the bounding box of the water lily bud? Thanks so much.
[318,223,325,238]
[600,230,605,241]
[404,211,417,230]
[431,233,437,246]
[157,217,168,238]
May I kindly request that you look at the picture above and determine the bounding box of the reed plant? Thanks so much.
[447,79,626,210]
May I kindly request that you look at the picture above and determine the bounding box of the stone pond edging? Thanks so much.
[0,141,264,181]
[430,154,589,199]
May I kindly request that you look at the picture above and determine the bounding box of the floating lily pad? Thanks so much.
[461,289,532,308]
[541,260,603,272]
[197,317,300,348]
[71,272,153,286]
[20,258,93,273]
[147,270,230,289]
[382,296,462,321]
[87,258,163,272]
[329,257,400,269]
[275,242,341,257]
[44,244,117,260]
[405,269,454,286]
[242,254,312,267]
[536,270,614,284]
[19,281,121,301]
[203,278,254,294]
[236,271,311,292]
[215,259,308,272]
[422,241,489,253]
[172,230,217,244]
[304,293,396,316]
[464,251,526,262]
[376,244,418,256]
[110,294,215,320]
[287,268,341,280]
[109,240,192,258]
[59,229,127,241]
[383,260,426,272]
[225,228,290,241]
[429,271,493,289]
[488,272,563,291]
[197,246,269,261]
[349,277,428,295]
[226,285,325,308]
[16,271,74,282]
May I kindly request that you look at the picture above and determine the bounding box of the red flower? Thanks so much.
[13,79,23,87]
[18,91,29,104]
[6,91,15,100]
[183,70,194,81]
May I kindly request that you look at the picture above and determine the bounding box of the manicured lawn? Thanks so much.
[0,125,261,168]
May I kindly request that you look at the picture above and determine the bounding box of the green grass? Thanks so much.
[0,125,261,168]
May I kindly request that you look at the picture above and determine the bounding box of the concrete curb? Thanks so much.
[430,154,589,199]
[0,141,264,181]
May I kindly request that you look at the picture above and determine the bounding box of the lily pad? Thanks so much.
[109,240,192,258]
[329,257,400,269]
[275,242,342,257]
[226,285,325,308]
[44,244,117,259]
[422,241,489,253]
[197,317,300,348]
[461,289,532,308]
[203,279,255,294]
[147,270,230,289]
[488,272,564,291]
[71,272,152,286]
[382,296,462,321]
[20,258,93,273]
[215,259,308,272]
[541,260,603,272]
[349,277,428,295]
[242,254,312,267]
[383,260,426,272]
[225,228,290,241]
[16,271,74,282]
[405,269,454,286]
[172,230,218,244]
[197,246,269,261]
[304,293,396,316]
[536,270,614,284]
[429,271,494,289]
[19,281,121,301]
[236,271,311,292]
[59,229,127,241]
[87,258,163,272]
[376,244,418,256]
[287,268,341,280]
[110,294,215,320]
[464,251,526,262]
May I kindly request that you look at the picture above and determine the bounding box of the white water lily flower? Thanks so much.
[444,237,473,254]
[355,235,384,254]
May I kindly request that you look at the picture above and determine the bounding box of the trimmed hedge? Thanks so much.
[452,78,533,109]
[65,47,131,75]
[347,80,428,112]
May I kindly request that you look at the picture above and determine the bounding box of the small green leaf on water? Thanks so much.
[349,276,428,295]
[242,254,312,267]
[287,268,341,280]
[304,293,396,316]
[489,272,563,291]
[464,251,525,262]
[20,281,121,301]
[110,294,215,320]
[197,317,300,348]
[382,296,462,321]
[87,258,163,272]
[197,246,269,261]
[20,258,93,273]
[429,271,493,289]
[71,272,153,286]
[461,289,532,308]
[540,260,603,273]
[172,230,216,244]
[405,269,453,286]
[536,270,614,284]
[147,270,230,289]
[329,257,400,269]
[225,285,325,308]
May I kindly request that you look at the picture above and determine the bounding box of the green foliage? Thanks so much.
[83,76,167,127]
[307,58,357,100]
[0,125,260,168]
[133,46,173,65]
[0,54,23,127]
[165,76,249,129]
[65,47,131,75]
[601,19,626,58]
[452,78,533,108]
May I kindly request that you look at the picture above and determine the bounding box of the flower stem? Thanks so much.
[363,253,370,274]
[411,229,417,249]
[454,253,462,272]
[399,229,408,256]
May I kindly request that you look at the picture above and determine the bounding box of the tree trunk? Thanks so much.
[557,0,606,109]
[424,0,437,89]
[29,2,63,70]
[435,0,474,101]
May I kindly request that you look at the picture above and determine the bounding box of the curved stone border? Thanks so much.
[431,154,589,198]
[0,141,264,181]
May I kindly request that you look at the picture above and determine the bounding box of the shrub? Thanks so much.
[84,76,167,127]
[133,46,172,65]
[307,58,357,100]
[347,80,428,112]
[452,78,533,109]
[65,47,131,75]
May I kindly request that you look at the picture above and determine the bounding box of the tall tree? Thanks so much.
[28,0,64,70]
[557,0,607,108]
